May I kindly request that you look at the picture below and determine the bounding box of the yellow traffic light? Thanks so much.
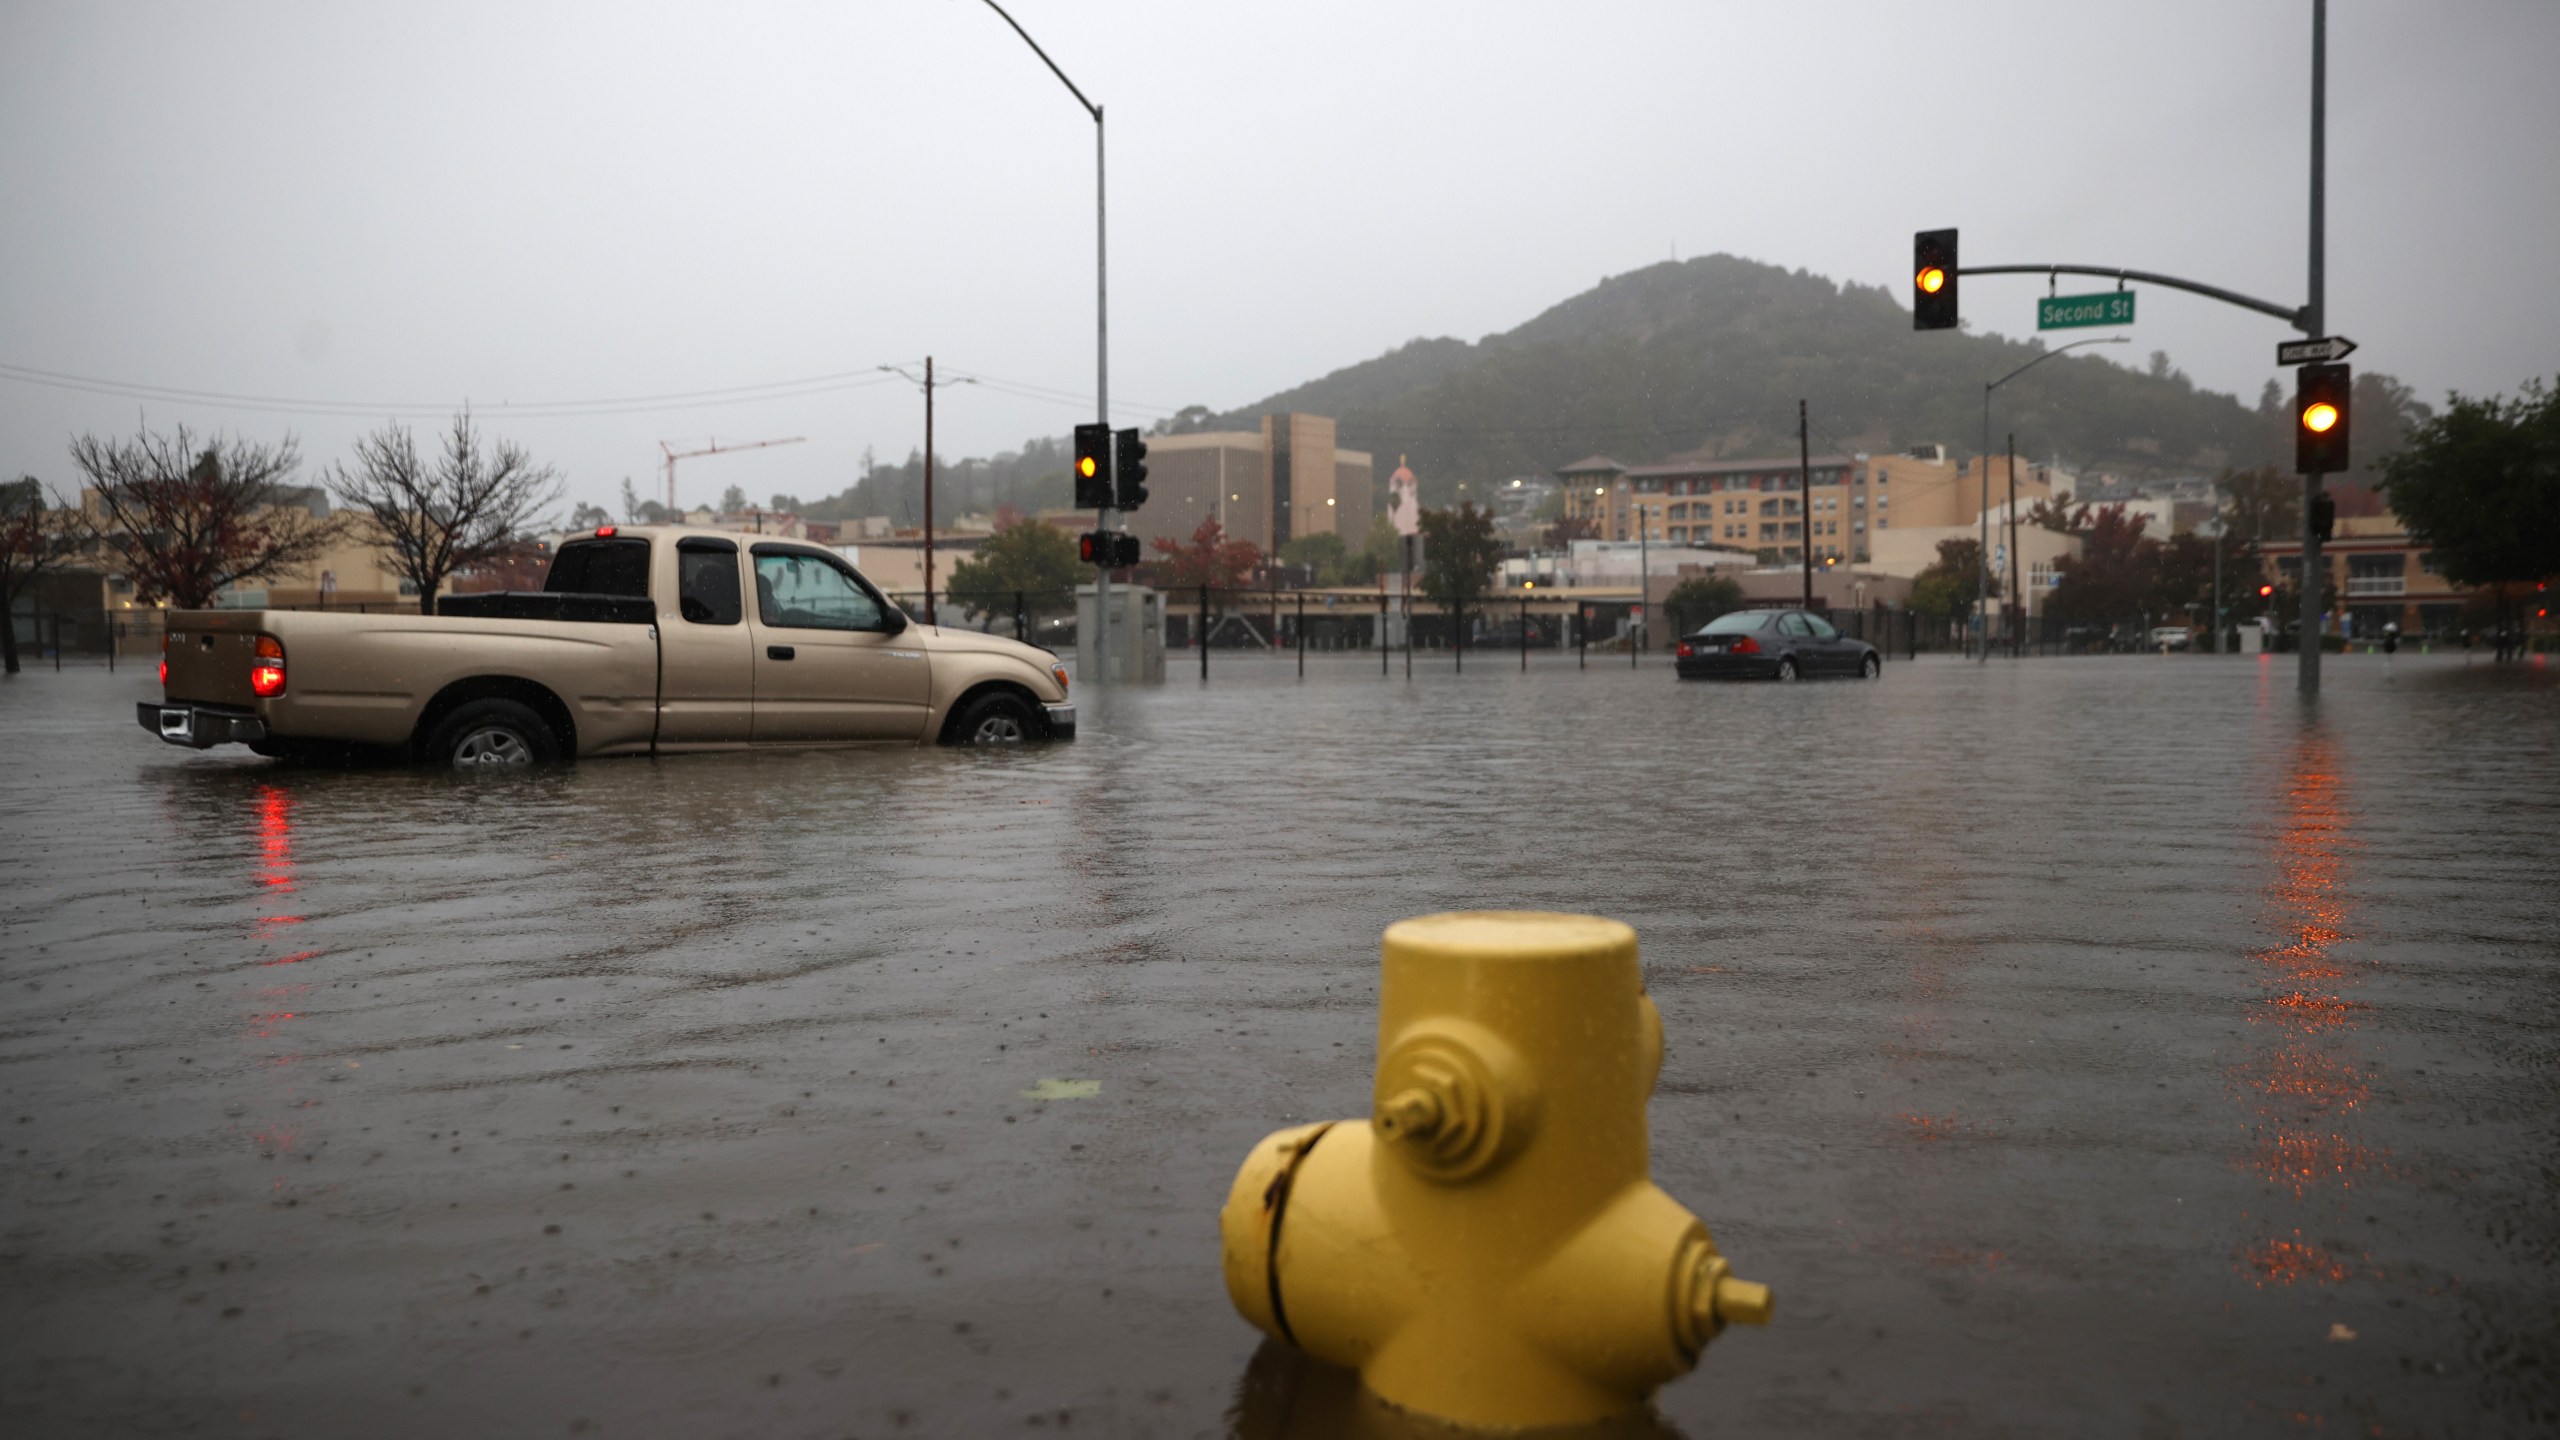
[1917,266,1946,295]
[2302,402,2339,434]
[1078,456,1098,477]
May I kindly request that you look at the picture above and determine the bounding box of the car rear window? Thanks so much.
[545,538,652,598]
[1699,611,1771,634]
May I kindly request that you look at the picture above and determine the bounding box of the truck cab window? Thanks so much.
[753,551,884,631]
[545,538,652,598]
[676,541,742,626]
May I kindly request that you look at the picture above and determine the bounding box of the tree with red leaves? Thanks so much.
[1147,517,1262,592]
[68,425,339,609]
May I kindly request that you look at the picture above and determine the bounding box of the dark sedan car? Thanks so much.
[1674,608,1881,681]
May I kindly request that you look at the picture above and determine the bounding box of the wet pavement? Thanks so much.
[2,650,2556,1438]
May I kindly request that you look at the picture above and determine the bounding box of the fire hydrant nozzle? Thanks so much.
[1219,911,1771,1431]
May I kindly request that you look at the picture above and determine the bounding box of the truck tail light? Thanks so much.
[1731,636,1760,655]
[250,634,287,698]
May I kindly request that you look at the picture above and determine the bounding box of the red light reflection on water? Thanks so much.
[2234,732,2384,1284]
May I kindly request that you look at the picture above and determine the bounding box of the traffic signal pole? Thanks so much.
[2299,0,2327,696]
[981,0,1110,684]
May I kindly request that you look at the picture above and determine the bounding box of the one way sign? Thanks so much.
[2277,336,2358,366]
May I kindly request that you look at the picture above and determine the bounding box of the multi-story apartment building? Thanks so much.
[1557,453,1863,564]
[2260,511,2473,638]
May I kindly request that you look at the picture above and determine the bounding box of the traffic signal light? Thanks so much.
[1079,531,1143,567]
[2295,363,2351,475]
[1073,423,1112,509]
[1913,229,1959,330]
[1113,428,1149,510]
[2308,493,2335,543]
[2258,583,2276,599]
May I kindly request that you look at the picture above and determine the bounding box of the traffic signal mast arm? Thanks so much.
[1957,263,2310,332]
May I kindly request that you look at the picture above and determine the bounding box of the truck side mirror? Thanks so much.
[878,607,908,636]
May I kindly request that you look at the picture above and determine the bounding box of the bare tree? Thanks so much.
[326,411,564,615]
[68,425,338,610]
[1,478,88,674]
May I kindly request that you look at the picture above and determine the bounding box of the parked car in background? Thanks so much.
[1675,609,1880,681]
[2149,625,2194,651]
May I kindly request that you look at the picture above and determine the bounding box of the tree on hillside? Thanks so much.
[944,517,1082,623]
[1418,501,1504,650]
[1,478,87,674]
[2379,376,2560,657]
[1663,574,1743,634]
[68,425,338,609]
[1910,537,1993,621]
[1147,517,1262,593]
[325,411,563,614]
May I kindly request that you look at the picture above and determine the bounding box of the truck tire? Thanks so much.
[423,698,559,770]
[951,691,1039,746]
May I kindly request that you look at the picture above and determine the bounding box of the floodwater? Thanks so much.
[2,649,2555,1438]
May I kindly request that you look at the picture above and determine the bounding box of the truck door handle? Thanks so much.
[766,645,795,660]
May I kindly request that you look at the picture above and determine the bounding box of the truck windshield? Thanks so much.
[545,538,651,598]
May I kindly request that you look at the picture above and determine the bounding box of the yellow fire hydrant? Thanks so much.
[1220,912,1771,1431]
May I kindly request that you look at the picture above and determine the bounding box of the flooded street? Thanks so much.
[3,652,2556,1438]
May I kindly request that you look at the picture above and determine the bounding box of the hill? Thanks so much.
[1207,254,2314,505]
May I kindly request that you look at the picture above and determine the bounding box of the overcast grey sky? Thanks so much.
[5,1,2555,514]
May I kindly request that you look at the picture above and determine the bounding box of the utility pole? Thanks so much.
[1798,400,1814,612]
[879,359,975,626]
[2299,0,2328,695]
[2007,431,2020,657]
[1632,480,1646,668]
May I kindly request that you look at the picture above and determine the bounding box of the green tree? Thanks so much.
[1361,512,1406,579]
[1418,501,1504,647]
[2378,375,2560,653]
[2045,504,2150,627]
[2218,464,2299,546]
[1280,531,1358,585]
[1910,536,1993,620]
[1662,574,1743,634]
[943,517,1082,621]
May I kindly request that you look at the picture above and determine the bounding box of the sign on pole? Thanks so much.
[2276,335,2357,366]
[2037,291,2135,330]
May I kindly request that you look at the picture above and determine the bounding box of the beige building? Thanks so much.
[1560,446,2059,567]
[1122,414,1371,553]
[2260,511,2476,639]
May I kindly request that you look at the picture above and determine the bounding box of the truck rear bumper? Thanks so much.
[1044,703,1076,741]
[137,700,267,749]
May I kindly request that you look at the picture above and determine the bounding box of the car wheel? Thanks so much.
[952,691,1039,746]
[424,698,557,771]
[1860,653,1881,679]
[1775,657,1799,682]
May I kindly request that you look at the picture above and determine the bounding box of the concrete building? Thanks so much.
[1123,415,1372,554]
[1868,519,2081,621]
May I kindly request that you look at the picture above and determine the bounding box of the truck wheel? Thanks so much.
[424,698,558,770]
[951,691,1038,746]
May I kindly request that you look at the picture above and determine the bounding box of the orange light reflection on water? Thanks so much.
[2235,731,2384,1284]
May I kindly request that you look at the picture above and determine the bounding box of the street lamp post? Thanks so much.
[1979,335,2130,662]
[981,0,1109,681]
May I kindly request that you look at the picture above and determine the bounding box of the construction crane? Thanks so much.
[658,435,806,514]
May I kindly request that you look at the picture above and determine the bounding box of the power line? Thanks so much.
[0,360,923,420]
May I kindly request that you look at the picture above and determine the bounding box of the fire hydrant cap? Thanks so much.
[1384,912,1637,966]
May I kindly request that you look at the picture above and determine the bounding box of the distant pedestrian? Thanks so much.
[2383,622,2399,656]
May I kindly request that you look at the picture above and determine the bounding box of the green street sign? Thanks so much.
[2039,290,2136,329]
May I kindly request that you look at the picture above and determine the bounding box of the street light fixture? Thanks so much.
[1977,335,2129,662]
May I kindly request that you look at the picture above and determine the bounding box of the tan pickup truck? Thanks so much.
[138,525,1074,765]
